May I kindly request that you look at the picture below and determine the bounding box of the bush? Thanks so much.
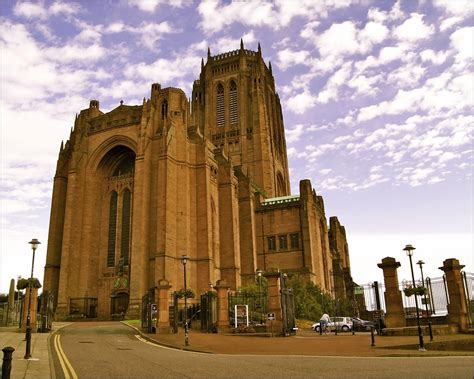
[16,278,42,290]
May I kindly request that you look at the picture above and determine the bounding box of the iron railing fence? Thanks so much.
[360,272,474,322]
[228,292,267,326]
[69,297,98,318]
[360,274,463,318]
[462,271,474,328]
[0,300,23,326]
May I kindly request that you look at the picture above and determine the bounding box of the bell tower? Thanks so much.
[191,41,290,198]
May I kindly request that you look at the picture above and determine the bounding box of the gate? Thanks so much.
[281,277,296,336]
[141,288,155,332]
[200,291,217,333]
[462,271,474,328]
[169,291,178,333]
[39,291,54,332]
[228,292,267,326]
[69,298,97,318]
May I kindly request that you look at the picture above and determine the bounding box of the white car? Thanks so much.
[312,316,353,332]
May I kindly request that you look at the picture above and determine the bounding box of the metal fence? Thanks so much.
[0,300,23,326]
[463,271,474,327]
[228,292,267,326]
[360,272,474,322]
[69,297,98,318]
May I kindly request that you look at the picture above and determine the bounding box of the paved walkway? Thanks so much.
[0,323,69,379]
[128,324,474,357]
[1,323,473,378]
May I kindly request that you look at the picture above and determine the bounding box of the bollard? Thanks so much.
[2,346,15,379]
[428,321,433,342]
[370,326,375,347]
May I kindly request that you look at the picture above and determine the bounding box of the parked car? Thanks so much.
[351,317,374,331]
[312,316,353,332]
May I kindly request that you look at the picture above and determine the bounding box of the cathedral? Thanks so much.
[43,42,353,319]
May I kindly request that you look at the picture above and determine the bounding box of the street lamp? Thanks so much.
[403,244,425,351]
[25,238,40,359]
[181,255,190,346]
[417,260,433,341]
[256,269,263,324]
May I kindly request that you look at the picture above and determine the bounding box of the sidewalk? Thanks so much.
[0,323,69,379]
[127,323,474,357]
[1,323,473,379]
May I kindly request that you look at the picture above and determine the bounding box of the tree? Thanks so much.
[16,278,42,290]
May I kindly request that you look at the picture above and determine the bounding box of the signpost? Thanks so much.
[267,313,275,337]
[234,305,249,328]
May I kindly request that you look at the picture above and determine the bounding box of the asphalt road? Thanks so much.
[51,322,474,379]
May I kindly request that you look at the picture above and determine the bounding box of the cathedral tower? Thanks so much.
[191,41,290,198]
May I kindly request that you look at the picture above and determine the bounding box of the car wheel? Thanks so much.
[342,325,349,332]
[314,326,320,332]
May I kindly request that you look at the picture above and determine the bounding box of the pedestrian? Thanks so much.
[320,313,330,335]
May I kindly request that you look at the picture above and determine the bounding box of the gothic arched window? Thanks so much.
[107,191,118,267]
[229,80,238,125]
[121,189,132,266]
[161,100,168,120]
[216,83,225,127]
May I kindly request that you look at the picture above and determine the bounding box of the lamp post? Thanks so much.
[256,269,263,324]
[403,244,425,351]
[24,239,40,359]
[181,255,190,347]
[417,260,433,341]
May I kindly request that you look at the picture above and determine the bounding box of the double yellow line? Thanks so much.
[53,334,78,379]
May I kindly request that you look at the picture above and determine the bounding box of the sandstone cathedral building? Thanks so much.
[43,42,353,319]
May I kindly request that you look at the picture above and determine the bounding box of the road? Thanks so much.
[51,322,474,379]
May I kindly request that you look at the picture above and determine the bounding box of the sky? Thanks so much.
[0,0,473,295]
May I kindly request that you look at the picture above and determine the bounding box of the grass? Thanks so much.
[296,319,315,329]
[123,319,141,327]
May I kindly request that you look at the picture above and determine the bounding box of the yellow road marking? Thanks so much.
[54,335,70,379]
[54,334,78,379]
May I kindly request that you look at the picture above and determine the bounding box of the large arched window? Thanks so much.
[107,191,118,267]
[276,172,285,197]
[161,100,168,120]
[216,83,224,127]
[229,80,238,125]
[121,188,132,266]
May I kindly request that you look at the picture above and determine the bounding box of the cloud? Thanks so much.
[420,49,448,65]
[13,1,81,20]
[286,91,318,114]
[394,13,434,44]
[127,0,186,12]
[313,20,389,60]
[285,124,305,144]
[276,48,311,71]
[197,0,352,34]
[450,27,474,63]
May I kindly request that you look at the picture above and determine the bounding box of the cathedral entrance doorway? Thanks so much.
[111,292,129,316]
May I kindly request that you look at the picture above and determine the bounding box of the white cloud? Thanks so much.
[13,1,48,19]
[285,124,305,144]
[286,91,318,114]
[394,13,434,44]
[420,49,448,65]
[450,27,474,63]
[197,0,352,34]
[127,0,186,12]
[440,16,464,32]
[314,20,389,61]
[13,1,81,19]
[276,48,311,71]
[433,0,473,16]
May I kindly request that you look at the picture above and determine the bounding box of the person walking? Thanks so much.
[320,313,330,335]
